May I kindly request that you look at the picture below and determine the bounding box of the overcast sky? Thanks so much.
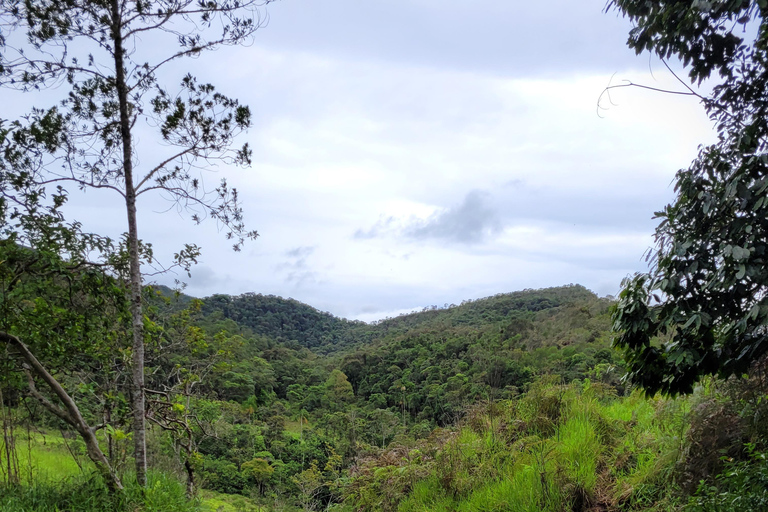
[10,0,717,321]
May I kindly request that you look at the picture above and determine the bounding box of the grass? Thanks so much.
[1,430,264,512]
[4,431,85,484]
[199,489,268,512]
[2,383,702,512]
[0,470,197,512]
[459,460,556,512]
[558,414,599,496]
[379,382,692,512]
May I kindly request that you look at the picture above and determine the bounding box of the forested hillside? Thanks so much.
[3,274,768,511]
[4,0,768,509]
[200,293,365,352]
[1,280,619,506]
[189,285,618,427]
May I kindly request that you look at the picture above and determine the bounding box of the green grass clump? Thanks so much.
[456,460,561,512]
[398,477,456,512]
[362,382,694,512]
[199,489,267,512]
[0,471,197,512]
[557,414,599,498]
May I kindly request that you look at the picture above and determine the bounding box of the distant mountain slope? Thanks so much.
[196,284,606,356]
[142,283,616,425]
[333,284,615,424]
[371,284,598,331]
[201,292,367,350]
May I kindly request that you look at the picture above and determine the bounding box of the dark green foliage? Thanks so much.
[201,285,600,356]
[686,447,768,512]
[341,287,613,425]
[200,457,248,494]
[609,0,756,83]
[678,397,747,493]
[202,293,366,352]
[194,286,614,431]
[0,240,129,367]
[610,1,768,395]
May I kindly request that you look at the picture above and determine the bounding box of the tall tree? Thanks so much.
[0,0,266,484]
[609,1,768,394]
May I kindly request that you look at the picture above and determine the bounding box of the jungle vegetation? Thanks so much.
[4,0,768,510]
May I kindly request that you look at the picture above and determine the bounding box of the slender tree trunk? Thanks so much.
[0,331,123,492]
[184,459,195,499]
[126,191,146,488]
[0,386,20,485]
[109,0,146,486]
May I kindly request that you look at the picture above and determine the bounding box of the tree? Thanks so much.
[0,229,129,491]
[609,1,768,394]
[323,369,354,412]
[142,298,241,497]
[0,0,267,484]
[291,460,323,512]
[368,408,399,448]
[241,456,273,495]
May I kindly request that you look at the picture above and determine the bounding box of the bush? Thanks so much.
[685,446,768,512]
[200,457,248,494]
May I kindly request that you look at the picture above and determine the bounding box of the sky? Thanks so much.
[5,0,718,321]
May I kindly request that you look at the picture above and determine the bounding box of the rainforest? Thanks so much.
[2,278,768,511]
[4,0,768,511]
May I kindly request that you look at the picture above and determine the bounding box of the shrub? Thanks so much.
[200,457,247,494]
[686,446,768,512]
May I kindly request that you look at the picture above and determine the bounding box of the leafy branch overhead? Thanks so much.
[610,0,768,395]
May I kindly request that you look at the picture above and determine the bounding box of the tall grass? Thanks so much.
[0,430,207,511]
[380,382,690,512]
[0,470,197,512]
[198,489,269,512]
[558,414,599,498]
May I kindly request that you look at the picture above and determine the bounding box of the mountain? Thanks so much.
[196,284,605,355]
[181,284,616,425]
[200,292,368,352]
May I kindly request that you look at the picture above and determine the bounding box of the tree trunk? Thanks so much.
[184,458,195,499]
[0,387,20,485]
[109,0,146,487]
[0,331,123,492]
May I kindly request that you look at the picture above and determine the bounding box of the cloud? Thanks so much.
[278,246,318,285]
[33,5,714,322]
[354,191,502,245]
[285,246,315,259]
[187,265,218,287]
[405,191,502,244]
[353,216,396,240]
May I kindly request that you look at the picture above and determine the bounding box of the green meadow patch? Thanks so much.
[0,430,267,512]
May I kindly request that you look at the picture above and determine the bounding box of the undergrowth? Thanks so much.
[0,471,196,512]
[685,446,768,512]
[345,380,689,512]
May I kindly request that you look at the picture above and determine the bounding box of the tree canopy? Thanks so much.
[610,1,768,394]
